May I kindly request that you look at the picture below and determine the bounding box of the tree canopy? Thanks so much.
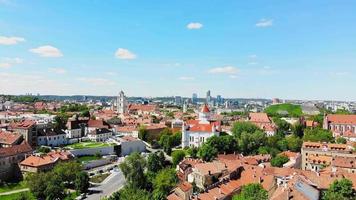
[323,178,355,200]
[119,152,147,189]
[232,121,260,138]
[270,155,289,167]
[303,128,334,143]
[233,183,268,200]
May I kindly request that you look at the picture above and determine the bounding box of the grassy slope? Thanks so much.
[265,103,303,117]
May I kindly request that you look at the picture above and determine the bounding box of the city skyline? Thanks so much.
[1,0,356,101]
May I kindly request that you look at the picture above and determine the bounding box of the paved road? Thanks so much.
[0,188,29,196]
[85,170,126,200]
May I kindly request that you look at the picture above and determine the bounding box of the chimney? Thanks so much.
[208,170,211,175]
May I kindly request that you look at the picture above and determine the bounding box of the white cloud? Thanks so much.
[0,36,25,45]
[48,67,66,74]
[248,62,258,65]
[29,45,63,57]
[115,48,136,60]
[256,19,273,28]
[0,57,23,68]
[178,76,195,80]
[187,22,203,30]
[208,66,239,75]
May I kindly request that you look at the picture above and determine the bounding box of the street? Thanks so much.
[85,170,126,200]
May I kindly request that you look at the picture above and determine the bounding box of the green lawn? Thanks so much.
[265,103,303,117]
[90,173,111,183]
[77,155,102,163]
[0,191,78,200]
[0,181,28,193]
[66,142,113,149]
[0,191,35,200]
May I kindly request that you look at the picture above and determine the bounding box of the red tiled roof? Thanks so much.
[87,119,109,128]
[128,104,157,112]
[0,131,22,145]
[249,113,271,123]
[9,120,36,129]
[0,142,32,158]
[327,114,356,124]
[201,104,210,113]
[189,124,214,132]
[178,181,192,192]
[20,151,73,167]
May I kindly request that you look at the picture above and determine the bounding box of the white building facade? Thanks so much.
[182,104,220,148]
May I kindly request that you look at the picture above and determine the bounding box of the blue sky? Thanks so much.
[0,0,355,100]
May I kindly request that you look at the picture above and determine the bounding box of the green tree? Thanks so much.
[186,147,199,158]
[152,168,178,200]
[198,144,218,161]
[26,172,49,200]
[273,117,291,134]
[172,150,186,166]
[232,121,260,138]
[44,173,66,200]
[159,134,173,155]
[75,171,90,194]
[336,137,347,144]
[108,186,151,200]
[238,131,266,155]
[54,113,69,130]
[270,155,289,167]
[292,123,305,138]
[147,151,165,173]
[119,152,147,189]
[232,183,268,200]
[138,126,149,142]
[286,135,303,152]
[53,161,82,186]
[303,128,334,143]
[14,192,33,200]
[323,178,355,200]
[80,110,90,118]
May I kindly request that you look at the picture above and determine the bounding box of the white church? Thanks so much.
[181,104,221,148]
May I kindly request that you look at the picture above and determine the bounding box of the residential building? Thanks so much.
[167,182,193,200]
[0,131,23,147]
[0,142,32,180]
[87,128,112,142]
[249,112,276,136]
[20,151,73,173]
[301,142,356,171]
[65,118,88,139]
[37,129,67,147]
[8,120,37,146]
[181,104,220,148]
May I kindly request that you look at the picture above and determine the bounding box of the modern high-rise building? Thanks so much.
[117,90,127,114]
[206,90,211,103]
[192,93,198,104]
[216,95,222,104]
[175,96,182,105]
